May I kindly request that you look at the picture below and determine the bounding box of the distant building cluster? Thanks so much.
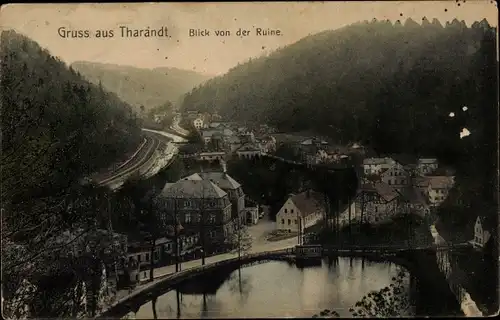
[361,155,455,209]
[181,112,278,160]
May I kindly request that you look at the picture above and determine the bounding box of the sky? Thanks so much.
[1,1,497,75]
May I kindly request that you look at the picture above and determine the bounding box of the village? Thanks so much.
[34,112,493,316]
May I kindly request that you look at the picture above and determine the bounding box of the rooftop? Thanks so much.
[301,138,328,146]
[418,158,438,164]
[363,157,394,165]
[427,176,454,189]
[360,182,399,202]
[160,179,227,199]
[400,186,429,206]
[199,171,241,190]
[237,143,261,152]
[413,176,430,187]
[289,190,325,217]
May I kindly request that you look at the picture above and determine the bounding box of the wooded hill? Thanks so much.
[1,30,142,204]
[71,61,213,112]
[181,18,498,234]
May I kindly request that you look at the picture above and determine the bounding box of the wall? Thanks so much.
[276,199,300,232]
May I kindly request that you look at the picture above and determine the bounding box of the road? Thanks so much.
[170,116,190,136]
[109,217,297,309]
[133,215,296,282]
[142,128,187,143]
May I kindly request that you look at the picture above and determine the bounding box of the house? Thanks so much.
[158,178,234,251]
[227,135,243,152]
[363,157,396,175]
[153,112,167,123]
[413,176,430,195]
[276,190,325,233]
[398,186,430,217]
[201,129,219,144]
[258,135,277,153]
[380,164,408,191]
[470,216,491,250]
[426,176,454,206]
[195,161,246,222]
[186,111,201,121]
[198,151,226,161]
[193,118,204,130]
[243,206,259,225]
[236,143,263,159]
[126,236,175,269]
[355,182,400,224]
[300,138,328,147]
[209,122,222,128]
[417,158,439,175]
[211,113,222,121]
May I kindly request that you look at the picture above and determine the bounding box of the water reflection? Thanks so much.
[136,258,408,319]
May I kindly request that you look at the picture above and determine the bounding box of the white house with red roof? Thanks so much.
[276,190,325,233]
[426,176,455,206]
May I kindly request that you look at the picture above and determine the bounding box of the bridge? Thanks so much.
[97,242,470,318]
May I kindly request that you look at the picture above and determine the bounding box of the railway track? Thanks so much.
[98,135,160,186]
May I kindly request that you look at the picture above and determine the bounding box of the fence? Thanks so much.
[97,247,296,318]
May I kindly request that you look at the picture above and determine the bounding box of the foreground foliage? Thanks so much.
[313,269,410,318]
[1,30,142,318]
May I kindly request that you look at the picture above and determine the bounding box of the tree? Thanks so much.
[228,216,253,259]
[313,269,411,318]
[348,269,411,317]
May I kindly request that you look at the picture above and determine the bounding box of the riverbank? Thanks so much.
[430,224,485,316]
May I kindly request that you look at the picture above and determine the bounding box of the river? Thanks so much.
[125,257,418,319]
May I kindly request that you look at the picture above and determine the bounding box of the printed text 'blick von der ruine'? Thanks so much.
[57,26,282,39]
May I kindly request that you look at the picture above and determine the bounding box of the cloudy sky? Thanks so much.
[1,1,497,75]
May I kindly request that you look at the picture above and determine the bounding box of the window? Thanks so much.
[185,213,192,223]
[281,218,285,224]
[291,209,294,214]
[284,208,288,213]
[129,256,133,263]
[185,200,192,208]
[388,180,392,185]
[209,214,216,223]
[210,230,216,238]
[288,219,291,225]
[209,201,216,208]
[145,253,149,261]
[138,255,141,262]
[294,219,297,224]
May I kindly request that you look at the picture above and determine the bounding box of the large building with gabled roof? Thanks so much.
[157,178,234,250]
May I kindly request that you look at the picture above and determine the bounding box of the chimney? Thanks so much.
[220,159,227,174]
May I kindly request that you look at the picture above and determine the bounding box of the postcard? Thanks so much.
[1,1,498,319]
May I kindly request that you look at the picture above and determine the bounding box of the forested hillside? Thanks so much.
[1,30,143,317]
[1,30,142,202]
[181,18,498,234]
[72,61,213,112]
